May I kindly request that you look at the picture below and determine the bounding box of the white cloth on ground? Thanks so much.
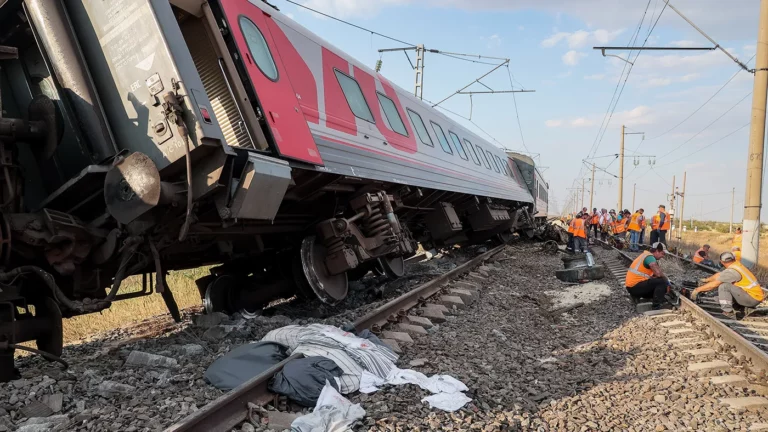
[262,324,398,393]
[291,382,365,432]
[421,392,473,412]
[359,368,471,411]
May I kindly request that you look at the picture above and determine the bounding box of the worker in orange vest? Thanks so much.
[651,205,670,246]
[590,208,600,239]
[612,211,627,243]
[572,212,589,252]
[566,213,578,252]
[692,244,715,267]
[627,209,645,252]
[639,211,648,246]
[731,227,742,262]
[598,209,611,241]
[625,242,670,310]
[691,251,763,319]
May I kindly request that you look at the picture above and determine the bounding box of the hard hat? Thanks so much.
[720,251,736,263]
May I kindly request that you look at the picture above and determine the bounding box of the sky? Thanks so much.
[276,0,762,223]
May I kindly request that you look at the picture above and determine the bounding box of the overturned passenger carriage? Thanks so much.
[0,0,544,380]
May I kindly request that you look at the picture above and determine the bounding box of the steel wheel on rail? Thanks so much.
[378,255,405,280]
[294,236,348,305]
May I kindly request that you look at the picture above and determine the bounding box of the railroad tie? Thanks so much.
[687,360,730,373]
[396,323,429,336]
[440,295,466,309]
[448,288,476,305]
[382,331,414,344]
[406,315,434,329]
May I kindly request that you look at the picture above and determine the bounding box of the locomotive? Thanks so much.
[0,0,547,380]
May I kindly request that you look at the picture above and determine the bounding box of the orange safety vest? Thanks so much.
[572,218,587,239]
[693,248,707,264]
[658,211,671,231]
[728,261,764,302]
[628,212,642,231]
[626,251,654,288]
[651,214,660,230]
[591,214,600,225]
[613,219,626,234]
[568,219,575,234]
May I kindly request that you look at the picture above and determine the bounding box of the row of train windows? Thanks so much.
[335,69,511,177]
[239,17,511,177]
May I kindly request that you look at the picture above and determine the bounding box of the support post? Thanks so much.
[415,44,425,100]
[730,187,735,234]
[742,0,768,269]
[590,163,595,210]
[632,183,636,210]
[618,125,625,211]
[670,175,676,217]
[678,172,687,242]
[581,178,585,210]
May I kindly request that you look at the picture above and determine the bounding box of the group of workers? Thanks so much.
[565,204,672,252]
[625,241,762,318]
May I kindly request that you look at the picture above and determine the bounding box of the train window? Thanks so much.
[334,69,375,123]
[406,109,434,146]
[495,155,509,176]
[239,17,279,81]
[462,139,481,165]
[487,151,500,173]
[449,132,469,160]
[377,92,408,136]
[430,122,453,155]
[476,144,492,169]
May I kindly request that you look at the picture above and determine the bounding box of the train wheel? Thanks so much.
[379,255,405,280]
[203,274,238,314]
[496,231,514,244]
[295,236,348,305]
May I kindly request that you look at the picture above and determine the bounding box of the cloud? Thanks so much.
[631,50,734,72]
[670,40,699,48]
[545,119,563,127]
[518,25,525,31]
[483,34,502,48]
[570,117,595,127]
[542,29,623,49]
[639,73,700,88]
[563,50,587,66]
[299,0,410,19]
[584,74,605,80]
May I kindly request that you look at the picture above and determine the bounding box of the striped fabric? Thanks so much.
[262,324,398,394]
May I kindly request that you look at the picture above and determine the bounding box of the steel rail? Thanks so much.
[165,353,302,432]
[353,243,507,332]
[607,243,768,372]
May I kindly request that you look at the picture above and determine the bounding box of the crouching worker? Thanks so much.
[692,244,715,267]
[626,242,670,310]
[691,251,764,319]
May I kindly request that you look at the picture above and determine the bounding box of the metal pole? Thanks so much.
[590,163,595,210]
[632,183,636,210]
[618,125,625,211]
[678,172,687,241]
[670,175,676,216]
[581,178,585,210]
[730,187,735,234]
[415,44,424,100]
[742,0,768,269]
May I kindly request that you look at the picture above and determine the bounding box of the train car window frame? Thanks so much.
[448,132,469,161]
[239,16,279,82]
[430,121,453,155]
[487,151,501,173]
[333,69,375,123]
[495,155,509,176]
[476,144,492,169]
[376,92,408,136]
[462,138,481,165]
[406,109,434,147]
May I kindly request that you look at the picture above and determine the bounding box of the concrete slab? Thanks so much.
[683,348,716,357]
[396,323,428,336]
[382,331,414,344]
[719,397,768,409]
[449,288,476,304]
[406,315,434,329]
[688,360,730,373]
[660,320,690,328]
[381,339,403,354]
[643,309,674,317]
[636,302,653,313]
[455,281,480,291]
[441,295,466,309]
[420,307,446,323]
[667,337,702,345]
[703,375,748,386]
[425,303,450,313]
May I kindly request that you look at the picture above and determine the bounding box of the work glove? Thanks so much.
[690,289,699,301]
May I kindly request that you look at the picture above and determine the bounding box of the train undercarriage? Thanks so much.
[0,0,540,381]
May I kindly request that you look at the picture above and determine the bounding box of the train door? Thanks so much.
[218,1,323,165]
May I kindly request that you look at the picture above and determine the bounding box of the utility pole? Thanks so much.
[677,172,687,242]
[581,178,586,210]
[618,125,624,212]
[669,175,676,218]
[730,187,735,234]
[632,183,636,210]
[590,163,595,210]
[741,0,768,269]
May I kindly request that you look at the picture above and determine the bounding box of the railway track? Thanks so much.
[166,244,509,432]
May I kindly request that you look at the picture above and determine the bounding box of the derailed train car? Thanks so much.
[0,0,539,379]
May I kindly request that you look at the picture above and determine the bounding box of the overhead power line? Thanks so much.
[283,0,414,46]
[658,122,751,167]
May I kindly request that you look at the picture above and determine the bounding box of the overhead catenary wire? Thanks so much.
[657,122,751,167]
[282,0,414,46]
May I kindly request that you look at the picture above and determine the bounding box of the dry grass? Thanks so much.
[62,267,208,344]
[671,230,768,279]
